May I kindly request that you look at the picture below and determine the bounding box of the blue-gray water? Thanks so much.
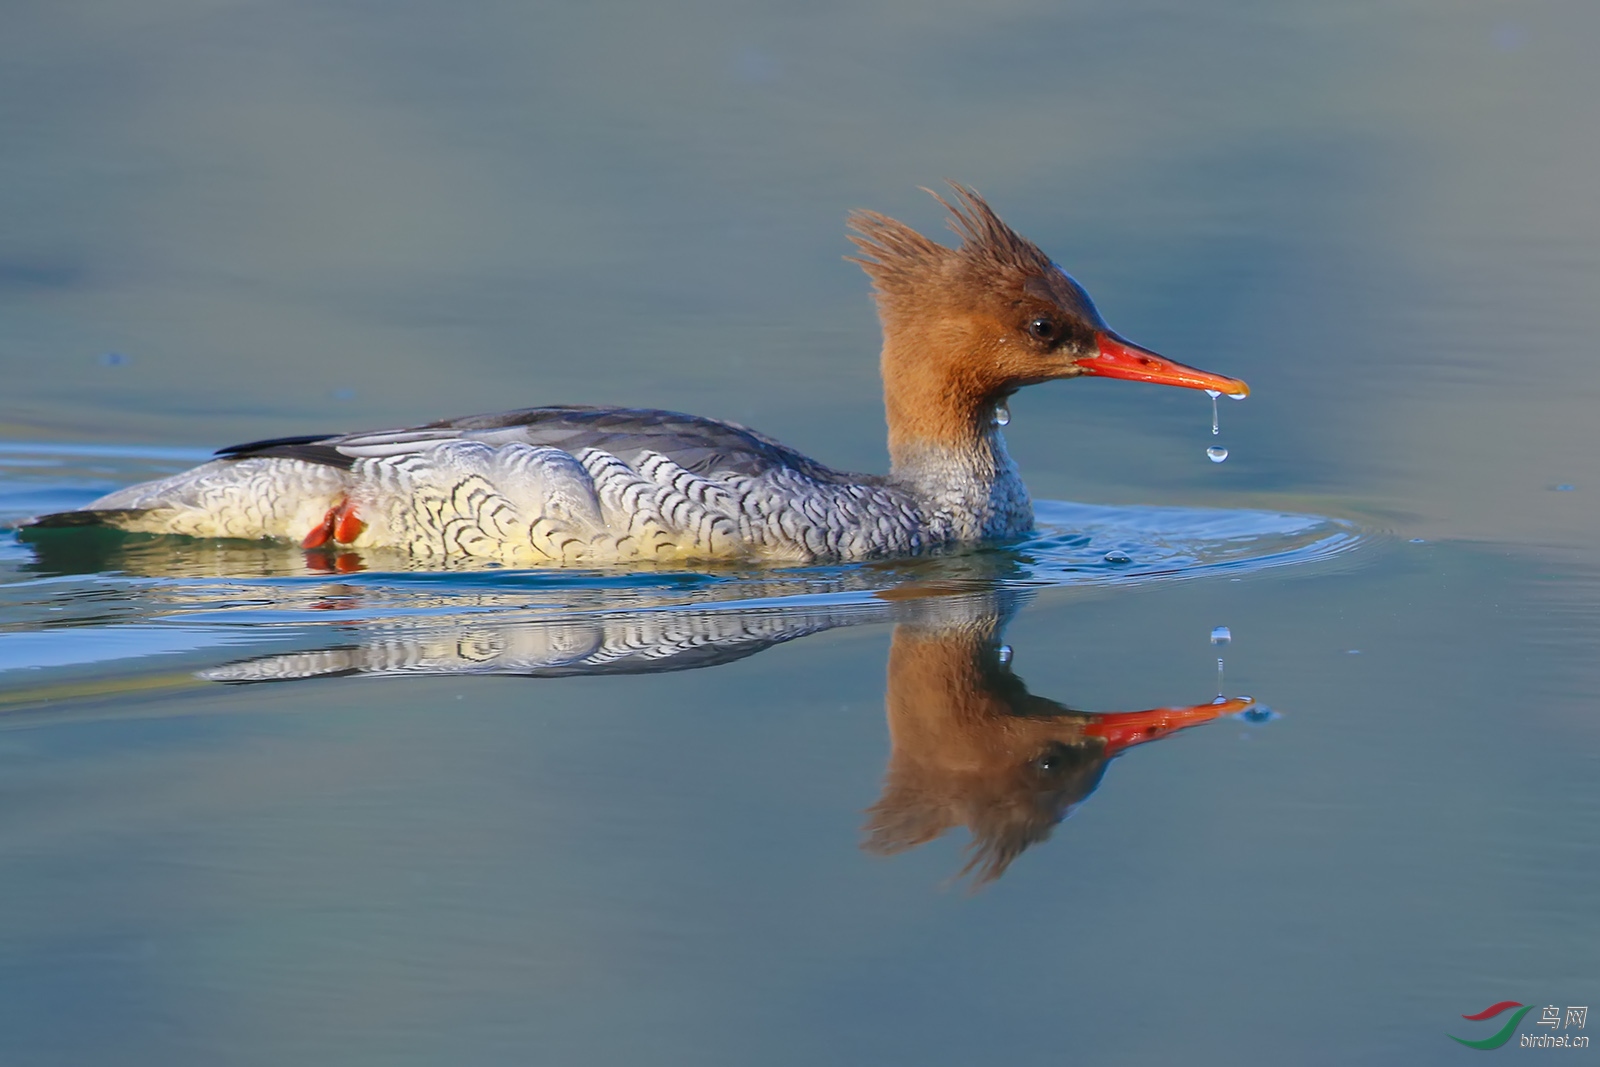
[4,2,1600,1064]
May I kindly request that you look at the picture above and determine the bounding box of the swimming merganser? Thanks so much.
[23,185,1248,565]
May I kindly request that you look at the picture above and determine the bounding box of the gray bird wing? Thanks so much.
[216,406,875,484]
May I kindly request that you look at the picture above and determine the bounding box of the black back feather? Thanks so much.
[215,434,354,469]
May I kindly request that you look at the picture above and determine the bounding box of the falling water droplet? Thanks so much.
[1206,446,1229,462]
[1210,626,1231,645]
[996,644,1013,665]
[992,401,1010,427]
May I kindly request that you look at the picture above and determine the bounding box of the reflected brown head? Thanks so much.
[861,613,1244,887]
[860,618,1111,886]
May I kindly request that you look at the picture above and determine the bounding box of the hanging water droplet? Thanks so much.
[992,400,1010,427]
[1206,391,1220,435]
[1210,626,1231,645]
[1226,391,1247,400]
[1103,551,1131,564]
[996,644,1013,664]
[1206,446,1229,462]
[1204,389,1222,397]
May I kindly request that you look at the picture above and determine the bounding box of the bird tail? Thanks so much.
[14,508,152,535]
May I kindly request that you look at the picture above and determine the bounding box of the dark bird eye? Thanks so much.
[1028,317,1057,341]
[1032,742,1074,774]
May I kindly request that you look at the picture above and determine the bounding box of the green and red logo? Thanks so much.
[1450,1002,1533,1050]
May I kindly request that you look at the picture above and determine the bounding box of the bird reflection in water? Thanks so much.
[197,586,1259,887]
[864,600,1250,885]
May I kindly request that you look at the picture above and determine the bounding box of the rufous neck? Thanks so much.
[880,330,999,466]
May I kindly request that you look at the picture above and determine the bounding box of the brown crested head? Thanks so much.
[849,182,1108,361]
[848,184,1249,459]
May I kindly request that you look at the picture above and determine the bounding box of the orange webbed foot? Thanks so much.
[333,503,365,544]
[303,499,365,549]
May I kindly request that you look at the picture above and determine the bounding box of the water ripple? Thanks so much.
[0,443,1369,671]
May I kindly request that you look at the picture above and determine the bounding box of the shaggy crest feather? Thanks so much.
[847,182,1054,306]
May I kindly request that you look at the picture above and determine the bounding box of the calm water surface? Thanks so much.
[3,2,1599,1064]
